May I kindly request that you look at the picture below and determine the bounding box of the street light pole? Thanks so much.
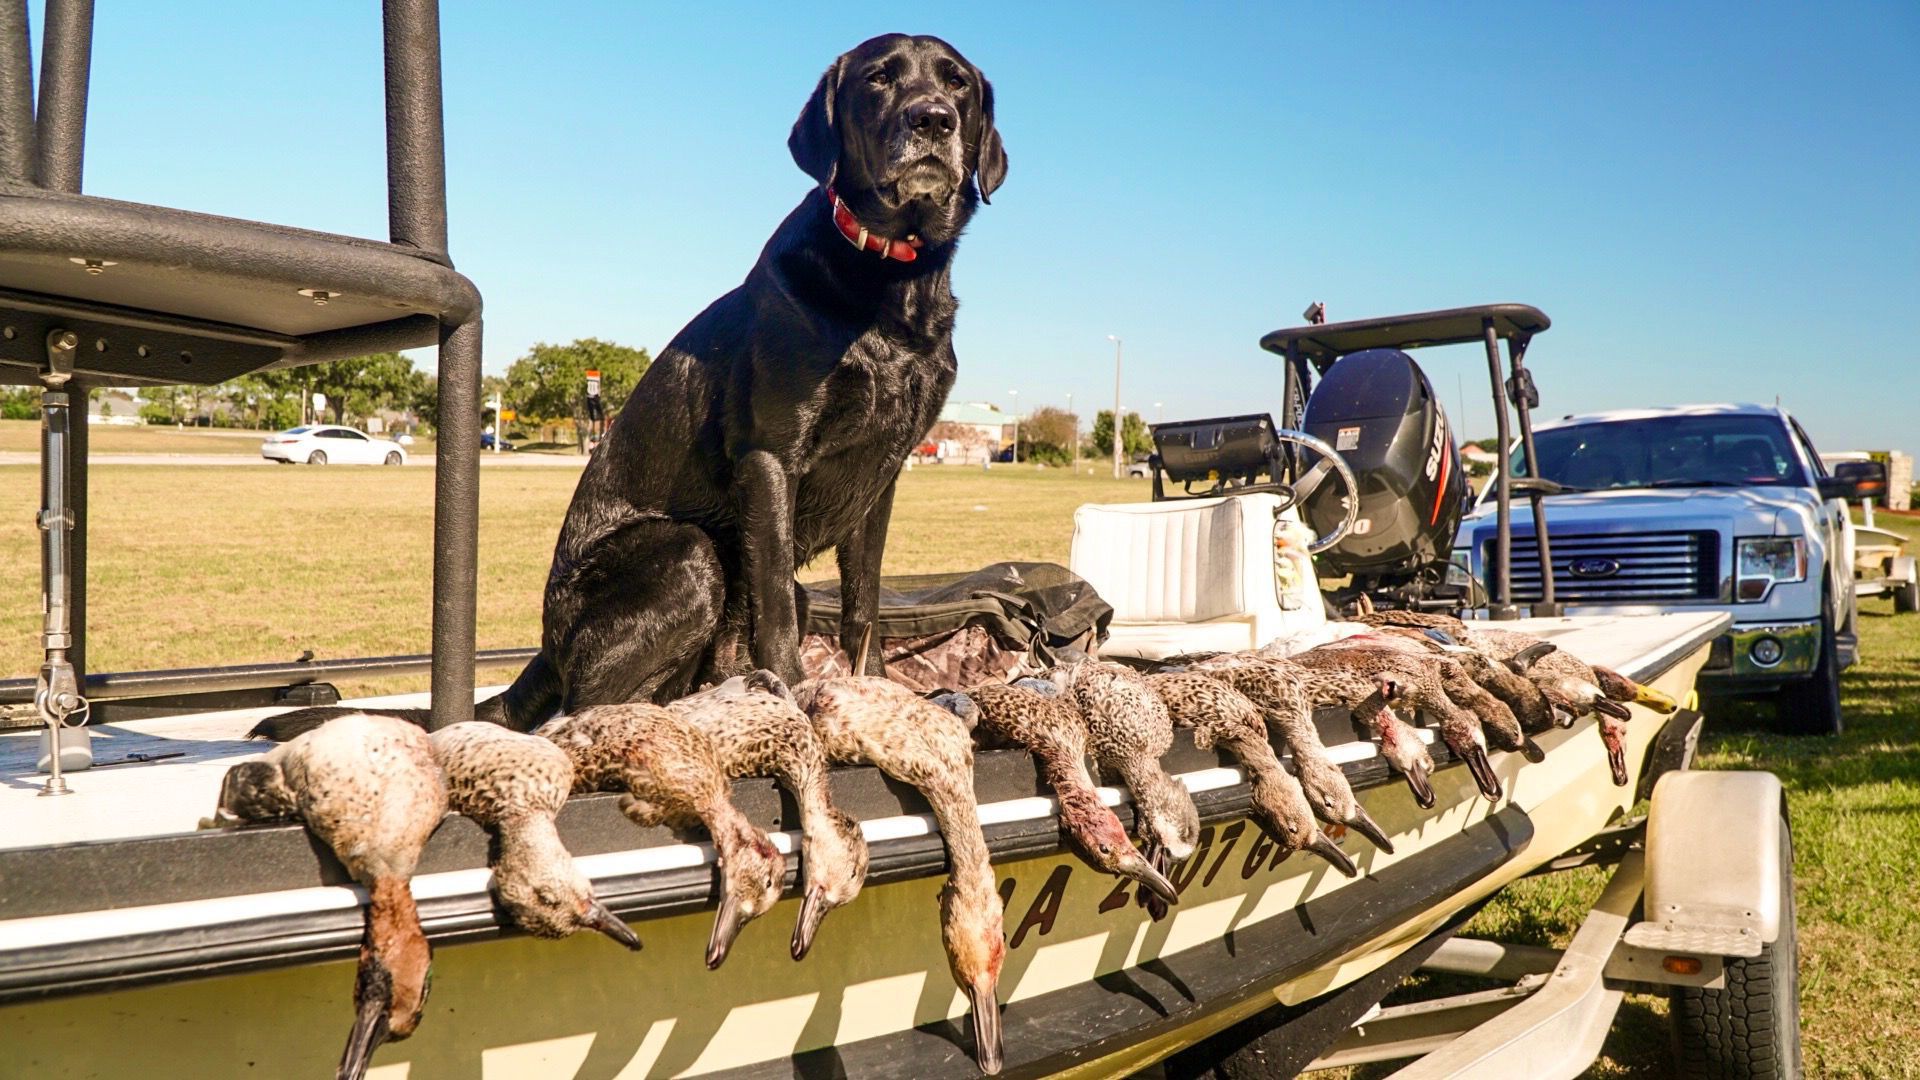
[1066,392,1076,471]
[1008,389,1019,465]
[1155,401,1164,426]
[1107,334,1123,479]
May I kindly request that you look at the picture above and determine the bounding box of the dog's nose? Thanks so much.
[905,100,957,137]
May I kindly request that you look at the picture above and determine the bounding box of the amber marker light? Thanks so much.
[1663,956,1704,976]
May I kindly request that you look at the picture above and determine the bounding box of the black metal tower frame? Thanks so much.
[0,1,483,790]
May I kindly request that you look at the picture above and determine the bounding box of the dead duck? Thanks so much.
[1270,656,1439,810]
[212,712,446,1080]
[668,671,870,960]
[938,681,1181,905]
[1183,655,1395,853]
[805,676,1007,1075]
[1290,643,1510,802]
[1144,672,1357,877]
[1325,631,1547,762]
[1363,622,1572,735]
[1052,660,1203,898]
[538,704,785,970]
[427,722,641,951]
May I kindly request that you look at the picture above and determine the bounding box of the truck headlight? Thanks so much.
[1735,537,1807,602]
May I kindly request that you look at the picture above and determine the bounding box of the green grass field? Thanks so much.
[1,461,1913,1075]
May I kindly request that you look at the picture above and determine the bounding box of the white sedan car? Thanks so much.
[260,425,409,466]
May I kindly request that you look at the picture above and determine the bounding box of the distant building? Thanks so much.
[1460,443,1497,465]
[928,401,1014,464]
[87,390,144,425]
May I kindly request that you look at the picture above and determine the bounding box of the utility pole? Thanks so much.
[1009,389,1019,464]
[1107,335,1123,479]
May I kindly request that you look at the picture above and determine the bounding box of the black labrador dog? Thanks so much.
[257,34,1004,740]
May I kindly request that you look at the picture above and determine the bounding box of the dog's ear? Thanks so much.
[967,70,1008,204]
[789,56,847,188]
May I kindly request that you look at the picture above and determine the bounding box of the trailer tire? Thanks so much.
[1895,576,1918,614]
[1777,614,1841,736]
[1669,812,1801,1079]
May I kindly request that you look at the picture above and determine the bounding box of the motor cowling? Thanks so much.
[1301,348,1465,578]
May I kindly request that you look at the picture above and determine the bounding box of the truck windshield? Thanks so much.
[1508,414,1807,492]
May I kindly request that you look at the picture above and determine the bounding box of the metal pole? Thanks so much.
[32,0,91,192]
[429,317,481,731]
[0,0,35,185]
[1009,389,1018,464]
[382,0,449,254]
[36,329,89,792]
[1066,392,1076,471]
[1108,335,1123,479]
[1484,319,1517,619]
[1508,334,1559,616]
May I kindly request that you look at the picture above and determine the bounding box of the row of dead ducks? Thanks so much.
[205,610,1676,1078]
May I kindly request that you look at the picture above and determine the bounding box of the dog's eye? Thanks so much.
[867,68,892,87]
[945,74,967,91]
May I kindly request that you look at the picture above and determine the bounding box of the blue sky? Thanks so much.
[40,2,1920,451]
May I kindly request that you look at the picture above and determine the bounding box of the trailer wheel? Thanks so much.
[1895,576,1918,614]
[1669,812,1802,1079]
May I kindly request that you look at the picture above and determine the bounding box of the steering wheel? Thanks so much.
[1269,428,1360,554]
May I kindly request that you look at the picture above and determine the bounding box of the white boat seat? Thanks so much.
[1069,493,1325,660]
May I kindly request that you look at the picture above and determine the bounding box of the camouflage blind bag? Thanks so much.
[799,562,1114,692]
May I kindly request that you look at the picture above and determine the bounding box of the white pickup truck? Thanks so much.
[1455,402,1888,735]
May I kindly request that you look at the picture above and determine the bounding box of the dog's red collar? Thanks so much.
[826,186,922,262]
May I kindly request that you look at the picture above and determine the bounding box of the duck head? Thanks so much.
[707,823,786,970]
[1132,770,1200,861]
[202,759,299,828]
[1594,664,1677,713]
[1364,682,1436,814]
[1598,712,1631,786]
[338,877,432,1080]
[493,850,641,951]
[791,807,871,960]
[940,878,1007,1075]
[1250,773,1356,878]
[1293,753,1394,854]
[1056,786,1179,906]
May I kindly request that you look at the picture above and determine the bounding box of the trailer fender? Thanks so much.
[1623,771,1785,958]
[1894,553,1917,584]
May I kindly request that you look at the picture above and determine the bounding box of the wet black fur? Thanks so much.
[255,36,1004,743]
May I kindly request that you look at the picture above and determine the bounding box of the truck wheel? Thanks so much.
[1896,576,1918,614]
[1670,812,1802,1079]
[1777,616,1841,736]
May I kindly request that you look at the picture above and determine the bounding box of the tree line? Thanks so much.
[0,338,653,449]
[1010,406,1153,467]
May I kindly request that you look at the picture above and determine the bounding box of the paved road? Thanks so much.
[0,451,589,467]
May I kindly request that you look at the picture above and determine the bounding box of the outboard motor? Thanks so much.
[1300,348,1467,607]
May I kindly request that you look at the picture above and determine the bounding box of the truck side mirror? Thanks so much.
[1818,459,1887,501]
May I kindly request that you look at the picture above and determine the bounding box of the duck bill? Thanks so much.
[1304,831,1358,878]
[1520,735,1547,764]
[583,899,643,952]
[967,978,1004,1075]
[1139,843,1172,922]
[336,990,391,1080]
[705,891,745,971]
[1593,697,1633,720]
[1553,703,1579,729]
[1462,745,1503,802]
[1343,803,1395,854]
[790,887,829,961]
[1633,684,1679,714]
[1125,856,1181,909]
[1400,758,1437,811]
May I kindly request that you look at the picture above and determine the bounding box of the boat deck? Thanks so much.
[0,613,1718,858]
[0,612,1728,1078]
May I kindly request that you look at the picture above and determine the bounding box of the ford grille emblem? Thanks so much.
[1569,557,1620,578]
